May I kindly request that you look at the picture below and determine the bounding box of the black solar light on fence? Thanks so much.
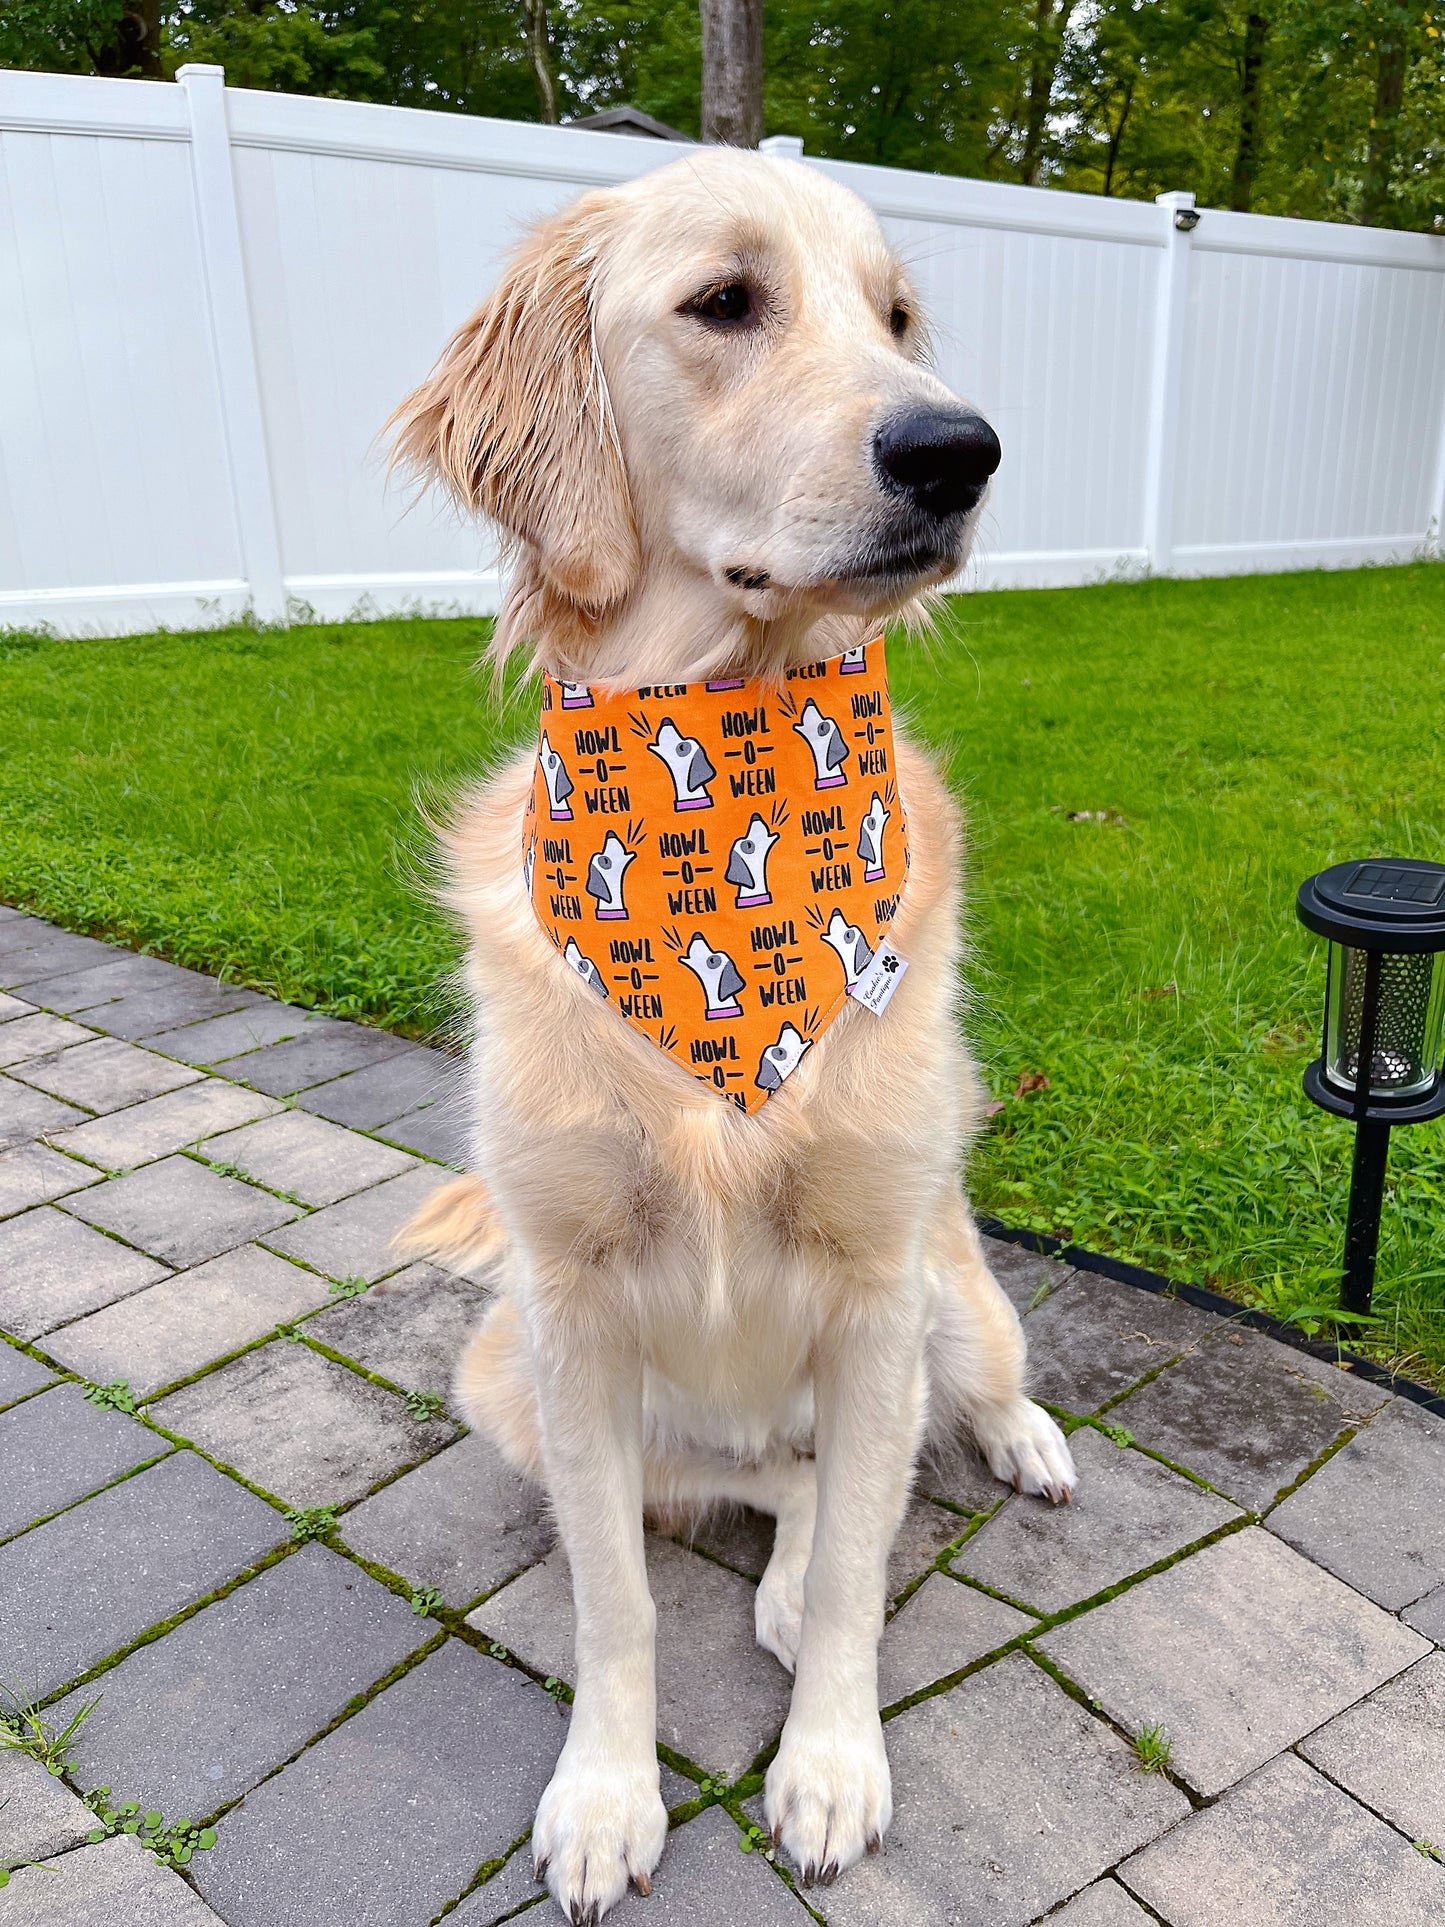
[1296,857,1445,1323]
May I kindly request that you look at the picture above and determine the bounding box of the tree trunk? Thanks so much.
[524,0,558,125]
[700,0,763,148]
[1229,10,1269,211]
[1019,0,1077,186]
[92,0,162,78]
[1101,79,1135,197]
[1360,28,1406,228]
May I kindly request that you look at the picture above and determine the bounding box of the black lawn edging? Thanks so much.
[978,1217,1445,1422]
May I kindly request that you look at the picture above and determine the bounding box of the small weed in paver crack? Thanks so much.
[83,1378,138,1414]
[410,1586,444,1616]
[285,1506,338,1542]
[404,1390,448,1422]
[275,1323,306,1342]
[327,1276,371,1299]
[0,1678,101,1775]
[738,1821,774,1858]
[1415,1840,1444,1863]
[83,1787,216,1868]
[1093,1421,1136,1448]
[1131,1723,1174,1773]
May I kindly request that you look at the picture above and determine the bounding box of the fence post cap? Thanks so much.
[759,134,805,159]
[1155,189,1196,209]
[175,63,226,82]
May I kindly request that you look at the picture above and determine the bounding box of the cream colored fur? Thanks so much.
[389,148,1075,1925]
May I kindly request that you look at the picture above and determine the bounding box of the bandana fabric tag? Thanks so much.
[524,634,911,1114]
[849,939,909,1015]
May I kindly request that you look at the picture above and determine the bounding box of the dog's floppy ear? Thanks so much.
[388,192,637,612]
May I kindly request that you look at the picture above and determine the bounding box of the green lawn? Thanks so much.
[3,564,1443,1385]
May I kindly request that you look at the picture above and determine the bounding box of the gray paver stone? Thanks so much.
[1022,1272,1217,1414]
[295,1046,456,1128]
[153,1338,453,1505]
[0,911,52,947]
[204,1109,417,1206]
[1299,1649,1445,1845]
[42,1244,335,1397]
[0,1382,167,1540]
[1109,1323,1386,1510]
[0,1142,101,1218]
[1119,1751,1445,1925]
[0,1338,56,1406]
[375,1094,468,1163]
[0,1451,286,1696]
[48,1078,283,1172]
[2,1835,230,1924]
[49,1543,429,1812]
[145,1002,321,1066]
[472,1534,793,1778]
[980,1236,1076,1315]
[577,1806,815,1926]
[1405,1584,1445,1643]
[1269,1395,1445,1609]
[0,1013,96,1067]
[64,1155,302,1267]
[0,990,36,1018]
[0,1207,168,1340]
[339,1433,554,1607]
[691,1492,965,1599]
[0,931,124,988]
[79,977,262,1042]
[224,1021,413,1097]
[1039,1526,1429,1797]
[262,1163,450,1281]
[443,1851,546,1925]
[0,1748,93,1862]
[879,1572,1034,1708]
[193,1638,565,1927]
[1038,1880,1157,1926]
[0,1076,86,1151]
[821,1652,1188,1927]
[682,1502,775,1578]
[307,1261,487,1395]
[11,1038,201,1113]
[954,1427,1242,1614]
[11,951,184,1010]
[919,1427,1017,1513]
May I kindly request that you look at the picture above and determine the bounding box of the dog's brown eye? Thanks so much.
[689,281,752,324]
[890,304,910,338]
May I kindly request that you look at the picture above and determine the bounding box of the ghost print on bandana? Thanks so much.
[524,634,911,1114]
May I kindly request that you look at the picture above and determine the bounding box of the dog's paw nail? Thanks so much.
[534,1857,549,1884]
[800,1863,816,1888]
[632,1870,652,1897]
[820,1860,839,1887]
[772,1823,783,1848]
[866,1833,882,1856]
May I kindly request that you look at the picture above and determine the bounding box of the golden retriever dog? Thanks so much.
[390,147,1075,1924]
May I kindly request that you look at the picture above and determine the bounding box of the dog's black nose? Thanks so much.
[874,409,1001,519]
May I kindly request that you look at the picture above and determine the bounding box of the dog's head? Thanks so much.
[389,148,997,667]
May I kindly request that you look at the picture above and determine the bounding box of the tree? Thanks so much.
[700,0,762,144]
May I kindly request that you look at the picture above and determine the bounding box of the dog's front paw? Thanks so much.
[532,1738,667,1925]
[973,1396,1076,1503]
[764,1710,891,1887]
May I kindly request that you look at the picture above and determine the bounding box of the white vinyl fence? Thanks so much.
[3,64,1444,637]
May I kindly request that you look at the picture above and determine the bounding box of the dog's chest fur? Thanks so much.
[447,731,975,1432]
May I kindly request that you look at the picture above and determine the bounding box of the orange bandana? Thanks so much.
[524,635,910,1113]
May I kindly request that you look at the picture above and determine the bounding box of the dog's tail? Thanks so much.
[395,1173,509,1271]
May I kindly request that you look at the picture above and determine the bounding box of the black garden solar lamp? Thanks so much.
[1297,858,1445,1323]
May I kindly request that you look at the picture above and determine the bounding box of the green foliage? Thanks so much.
[82,1379,138,1414]
[404,1389,447,1422]
[410,1585,445,1615]
[83,1788,217,1868]
[1094,1422,1136,1449]
[327,1275,372,1299]
[0,1680,102,1776]
[285,1505,339,1542]
[1132,1722,1174,1772]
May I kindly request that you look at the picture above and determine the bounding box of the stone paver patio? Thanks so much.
[2,905,1444,1924]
